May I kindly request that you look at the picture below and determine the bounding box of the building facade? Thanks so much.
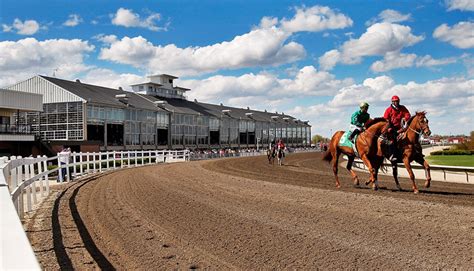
[6,74,311,153]
[0,89,43,156]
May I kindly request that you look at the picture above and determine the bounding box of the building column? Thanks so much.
[104,120,108,151]
[168,114,172,149]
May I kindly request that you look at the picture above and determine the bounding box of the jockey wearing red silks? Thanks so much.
[383,95,411,162]
[277,139,285,150]
[383,95,411,132]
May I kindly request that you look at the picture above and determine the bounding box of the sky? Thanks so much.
[1,0,473,137]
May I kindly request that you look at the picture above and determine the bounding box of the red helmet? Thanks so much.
[391,95,400,102]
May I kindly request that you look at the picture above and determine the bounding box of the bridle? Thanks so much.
[407,114,431,138]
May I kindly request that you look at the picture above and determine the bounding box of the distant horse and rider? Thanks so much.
[323,96,432,194]
[266,143,276,165]
[267,139,286,166]
[276,139,286,166]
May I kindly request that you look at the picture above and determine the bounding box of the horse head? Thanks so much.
[411,111,431,137]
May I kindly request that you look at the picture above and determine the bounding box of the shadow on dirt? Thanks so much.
[69,180,115,270]
[52,179,115,270]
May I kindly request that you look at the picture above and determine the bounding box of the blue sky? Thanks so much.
[1,0,473,137]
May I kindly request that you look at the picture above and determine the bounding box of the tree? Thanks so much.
[469,131,474,150]
[312,134,328,144]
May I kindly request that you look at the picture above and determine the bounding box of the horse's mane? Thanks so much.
[406,111,426,127]
[365,117,387,129]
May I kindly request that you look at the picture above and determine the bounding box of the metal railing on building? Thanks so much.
[0,124,32,134]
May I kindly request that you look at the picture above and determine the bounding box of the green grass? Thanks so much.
[426,155,474,167]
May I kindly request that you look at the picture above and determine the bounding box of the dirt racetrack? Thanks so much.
[26,152,473,269]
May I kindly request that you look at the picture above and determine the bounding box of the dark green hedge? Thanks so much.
[430,150,473,155]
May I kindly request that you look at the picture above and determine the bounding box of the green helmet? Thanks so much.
[359,102,369,109]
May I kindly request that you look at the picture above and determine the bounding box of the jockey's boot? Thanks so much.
[389,145,398,162]
[348,130,358,142]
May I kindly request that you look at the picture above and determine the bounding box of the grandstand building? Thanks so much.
[5,74,311,153]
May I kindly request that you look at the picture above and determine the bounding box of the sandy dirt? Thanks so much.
[26,152,474,269]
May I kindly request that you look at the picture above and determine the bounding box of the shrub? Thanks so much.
[430,150,473,155]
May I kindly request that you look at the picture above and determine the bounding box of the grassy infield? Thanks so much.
[426,155,474,167]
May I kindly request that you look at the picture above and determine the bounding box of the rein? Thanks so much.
[408,126,423,136]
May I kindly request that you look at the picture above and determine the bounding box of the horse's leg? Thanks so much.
[332,151,341,188]
[403,158,418,194]
[346,155,360,186]
[392,162,401,190]
[360,154,378,190]
[415,156,431,188]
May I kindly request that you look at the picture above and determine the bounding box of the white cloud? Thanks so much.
[280,5,353,33]
[319,23,424,70]
[461,54,474,77]
[259,16,278,29]
[415,55,458,67]
[445,0,474,11]
[370,51,457,72]
[366,9,411,26]
[80,68,143,90]
[0,38,94,87]
[2,19,41,35]
[181,66,353,105]
[111,8,166,31]
[93,34,118,44]
[99,5,354,76]
[63,14,83,27]
[433,21,474,49]
[99,27,306,76]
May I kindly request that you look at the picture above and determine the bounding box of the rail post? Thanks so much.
[58,155,63,182]
[25,162,32,213]
[36,157,44,197]
[79,152,83,175]
[43,155,49,195]
[29,161,37,205]
[72,152,77,178]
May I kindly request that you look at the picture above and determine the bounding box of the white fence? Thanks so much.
[189,147,318,161]
[350,158,474,183]
[0,149,189,270]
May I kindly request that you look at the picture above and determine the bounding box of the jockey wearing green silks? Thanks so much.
[348,102,370,142]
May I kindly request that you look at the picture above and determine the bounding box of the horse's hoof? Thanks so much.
[336,185,341,189]
[365,181,370,186]
[373,186,379,191]
[413,190,419,194]
[424,180,431,188]
[396,185,402,191]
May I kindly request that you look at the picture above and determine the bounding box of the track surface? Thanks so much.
[27,152,474,269]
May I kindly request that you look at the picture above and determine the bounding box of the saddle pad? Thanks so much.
[338,131,353,148]
[338,131,359,157]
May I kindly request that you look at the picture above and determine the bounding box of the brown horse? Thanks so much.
[323,118,390,190]
[381,111,432,193]
[267,147,275,165]
[276,145,285,166]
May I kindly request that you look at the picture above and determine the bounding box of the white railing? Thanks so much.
[350,158,474,183]
[0,149,189,270]
[188,147,318,161]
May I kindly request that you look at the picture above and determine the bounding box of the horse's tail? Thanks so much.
[322,150,332,163]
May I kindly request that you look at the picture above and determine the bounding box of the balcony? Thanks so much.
[0,124,35,141]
